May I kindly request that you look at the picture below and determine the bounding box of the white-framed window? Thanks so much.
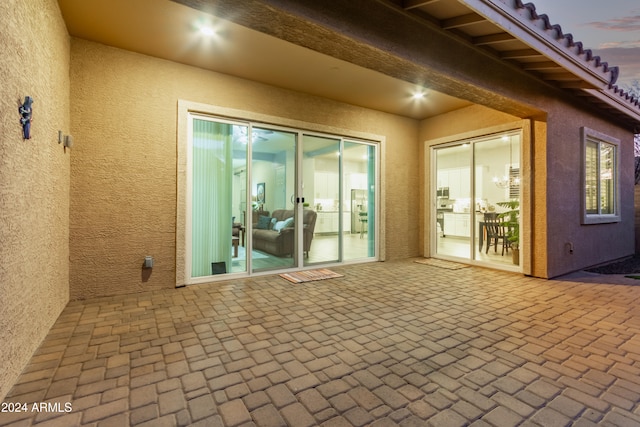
[581,127,620,224]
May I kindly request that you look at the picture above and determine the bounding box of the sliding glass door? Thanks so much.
[433,132,521,268]
[343,141,376,260]
[186,114,378,283]
[251,127,299,273]
[303,135,341,265]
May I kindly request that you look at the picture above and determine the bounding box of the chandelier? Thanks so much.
[493,136,520,189]
[493,168,520,189]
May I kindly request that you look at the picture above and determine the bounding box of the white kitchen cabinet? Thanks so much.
[316,212,340,233]
[342,212,351,233]
[316,212,329,233]
[315,172,339,199]
[438,167,471,199]
[455,215,470,237]
[443,213,456,236]
[443,213,472,237]
[459,168,470,198]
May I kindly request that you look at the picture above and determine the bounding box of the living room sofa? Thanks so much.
[252,209,317,257]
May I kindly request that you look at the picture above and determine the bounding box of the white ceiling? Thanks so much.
[57,0,472,120]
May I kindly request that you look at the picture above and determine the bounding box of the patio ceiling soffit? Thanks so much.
[397,0,640,129]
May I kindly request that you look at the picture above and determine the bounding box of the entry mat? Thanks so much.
[279,269,344,284]
[414,258,470,270]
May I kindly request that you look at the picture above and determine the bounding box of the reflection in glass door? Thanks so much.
[434,132,520,268]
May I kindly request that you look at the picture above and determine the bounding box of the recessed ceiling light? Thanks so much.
[412,92,425,100]
[200,26,216,37]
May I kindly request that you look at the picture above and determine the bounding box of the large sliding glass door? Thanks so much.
[434,132,521,269]
[186,114,378,283]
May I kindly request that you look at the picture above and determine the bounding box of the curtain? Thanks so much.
[192,119,233,277]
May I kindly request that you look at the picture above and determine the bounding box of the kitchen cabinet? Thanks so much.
[438,166,489,200]
[444,213,471,237]
[443,213,456,236]
[437,168,471,199]
[343,212,351,233]
[314,172,339,199]
[316,212,340,233]
[455,215,470,237]
[316,211,351,234]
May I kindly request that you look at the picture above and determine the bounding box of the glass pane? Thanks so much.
[600,143,615,214]
[251,128,297,272]
[585,141,598,214]
[344,141,375,260]
[303,135,340,265]
[435,144,471,259]
[192,119,247,277]
[473,134,520,266]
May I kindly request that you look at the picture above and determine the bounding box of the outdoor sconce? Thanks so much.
[58,130,73,149]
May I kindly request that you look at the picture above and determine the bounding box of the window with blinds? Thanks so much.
[582,127,620,224]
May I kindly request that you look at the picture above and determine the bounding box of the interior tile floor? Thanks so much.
[436,236,516,267]
[3,260,640,426]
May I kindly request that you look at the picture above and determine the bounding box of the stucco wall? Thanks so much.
[544,107,634,277]
[0,0,70,402]
[69,39,419,299]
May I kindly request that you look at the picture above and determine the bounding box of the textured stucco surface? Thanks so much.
[69,39,420,300]
[0,0,70,402]
[544,108,634,278]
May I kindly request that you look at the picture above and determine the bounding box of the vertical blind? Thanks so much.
[191,119,233,277]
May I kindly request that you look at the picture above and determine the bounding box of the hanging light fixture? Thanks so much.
[493,136,520,189]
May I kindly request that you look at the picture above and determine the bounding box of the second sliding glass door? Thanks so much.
[434,132,521,269]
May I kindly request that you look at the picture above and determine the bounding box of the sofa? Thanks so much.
[252,209,317,257]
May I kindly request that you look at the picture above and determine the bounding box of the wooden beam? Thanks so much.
[441,13,485,30]
[500,48,543,59]
[402,0,439,10]
[473,32,514,46]
[557,81,597,89]
[541,72,582,81]
[521,61,562,71]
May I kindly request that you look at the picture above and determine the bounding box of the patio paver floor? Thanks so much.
[2,259,640,426]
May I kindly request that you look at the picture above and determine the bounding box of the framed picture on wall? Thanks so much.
[257,182,265,204]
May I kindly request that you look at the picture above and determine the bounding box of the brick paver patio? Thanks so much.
[2,259,640,426]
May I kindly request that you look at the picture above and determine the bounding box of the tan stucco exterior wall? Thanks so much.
[69,39,419,299]
[0,0,70,402]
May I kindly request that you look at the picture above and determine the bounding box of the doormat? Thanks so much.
[414,258,469,270]
[279,269,344,284]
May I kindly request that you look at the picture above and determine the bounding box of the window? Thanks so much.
[582,127,620,224]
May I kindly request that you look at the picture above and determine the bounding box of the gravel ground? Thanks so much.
[586,254,640,274]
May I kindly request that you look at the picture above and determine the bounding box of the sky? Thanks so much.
[527,0,640,90]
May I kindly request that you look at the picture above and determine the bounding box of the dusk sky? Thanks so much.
[528,0,640,90]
